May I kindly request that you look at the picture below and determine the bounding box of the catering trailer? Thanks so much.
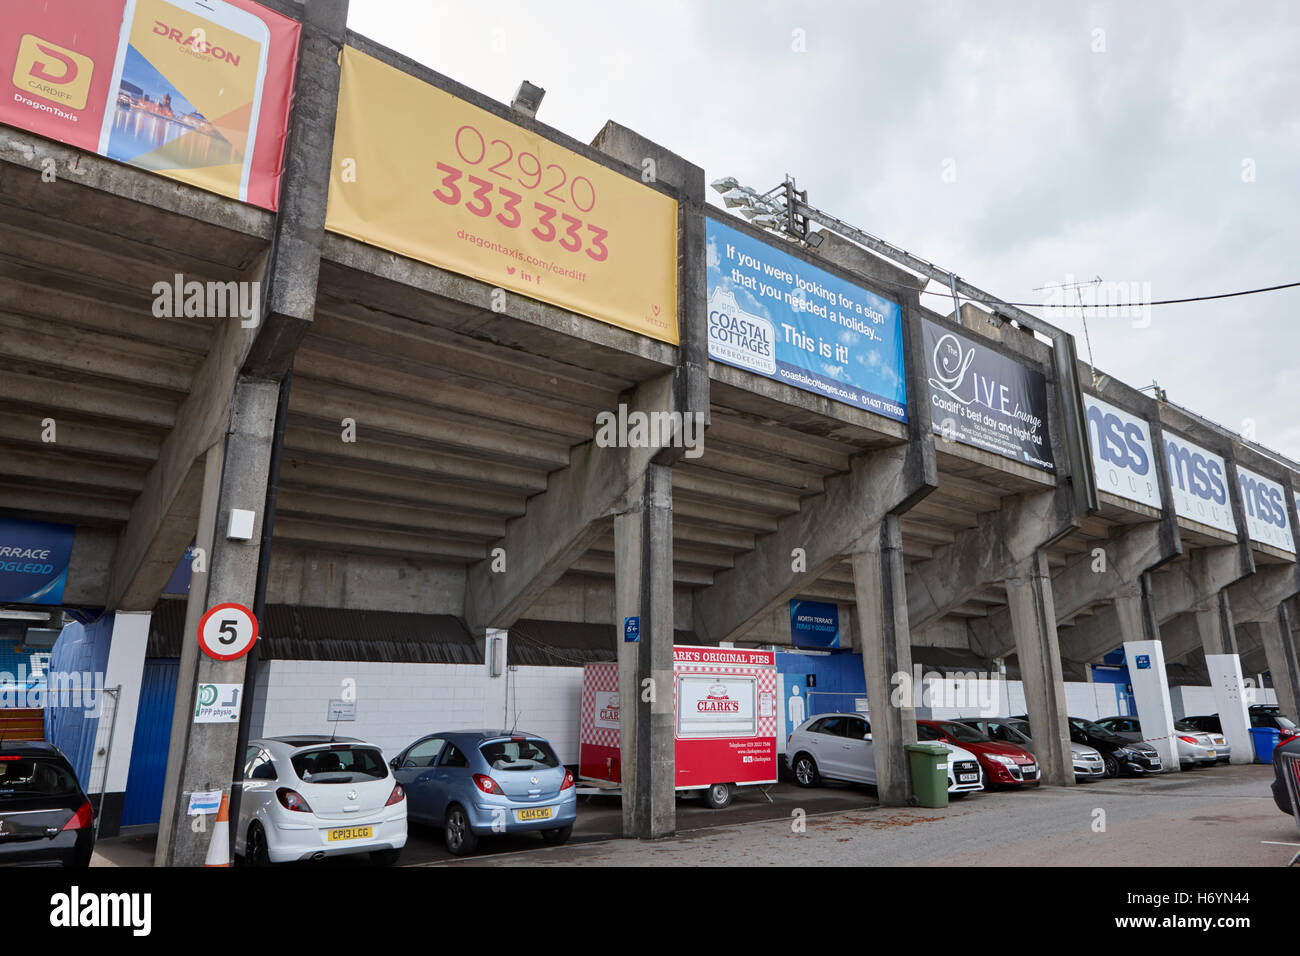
[578,645,778,808]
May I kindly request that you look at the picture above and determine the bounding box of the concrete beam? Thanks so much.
[1248,608,1300,717]
[241,0,349,378]
[463,373,676,634]
[909,489,1076,633]
[691,442,927,643]
[1223,562,1300,625]
[972,519,1174,659]
[105,270,265,611]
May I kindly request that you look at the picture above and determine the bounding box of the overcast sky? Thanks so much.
[347,1,1300,459]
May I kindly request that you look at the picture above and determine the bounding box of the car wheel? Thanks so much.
[703,782,734,809]
[444,805,478,856]
[370,848,402,866]
[541,825,573,846]
[1103,755,1121,778]
[792,754,820,788]
[246,822,272,867]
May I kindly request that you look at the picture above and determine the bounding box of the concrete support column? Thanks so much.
[88,611,151,837]
[155,379,280,866]
[1005,551,1073,786]
[1194,590,1252,763]
[1123,640,1180,773]
[1255,606,1300,718]
[851,516,916,807]
[614,463,674,839]
[1115,574,1180,772]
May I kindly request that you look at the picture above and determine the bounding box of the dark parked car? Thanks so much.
[0,741,95,867]
[1015,715,1163,777]
[1271,733,1300,816]
[1184,705,1299,737]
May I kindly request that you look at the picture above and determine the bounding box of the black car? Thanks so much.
[1014,715,1163,777]
[0,741,95,867]
[1184,706,1299,736]
[1270,733,1300,816]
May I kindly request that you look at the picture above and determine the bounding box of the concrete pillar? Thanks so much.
[1193,590,1252,764]
[1256,606,1300,718]
[1123,640,1179,773]
[851,516,916,806]
[1114,574,1180,772]
[614,463,674,839]
[155,379,279,866]
[87,611,151,837]
[1004,551,1073,786]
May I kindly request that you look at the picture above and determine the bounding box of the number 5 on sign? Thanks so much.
[198,603,259,661]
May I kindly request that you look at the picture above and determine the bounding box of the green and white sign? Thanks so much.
[193,683,242,723]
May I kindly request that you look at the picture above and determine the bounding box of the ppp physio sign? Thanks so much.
[1083,395,1161,510]
[1236,466,1295,553]
[923,320,1055,470]
[704,218,907,421]
[1162,432,1235,535]
[0,517,74,605]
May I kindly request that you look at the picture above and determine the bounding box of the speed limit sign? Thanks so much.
[198,602,258,661]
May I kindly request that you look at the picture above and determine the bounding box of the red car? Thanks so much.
[917,720,1040,787]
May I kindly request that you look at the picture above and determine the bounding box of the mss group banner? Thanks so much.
[1,0,300,209]
[325,46,680,344]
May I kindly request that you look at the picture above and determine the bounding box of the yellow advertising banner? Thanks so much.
[325,46,679,344]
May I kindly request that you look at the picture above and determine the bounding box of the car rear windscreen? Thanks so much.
[479,739,559,771]
[0,756,79,799]
[291,746,388,784]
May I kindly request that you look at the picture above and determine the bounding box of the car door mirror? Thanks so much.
[389,756,401,770]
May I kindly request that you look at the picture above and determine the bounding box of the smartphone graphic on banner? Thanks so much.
[97,0,270,202]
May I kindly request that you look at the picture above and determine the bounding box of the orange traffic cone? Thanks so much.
[204,793,231,867]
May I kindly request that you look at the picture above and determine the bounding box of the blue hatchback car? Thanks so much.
[390,730,577,855]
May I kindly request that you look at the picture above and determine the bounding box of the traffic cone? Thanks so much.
[204,793,231,867]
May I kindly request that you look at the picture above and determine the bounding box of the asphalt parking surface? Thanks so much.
[92,762,1293,867]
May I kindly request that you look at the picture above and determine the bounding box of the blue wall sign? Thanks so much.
[623,616,640,643]
[705,218,907,421]
[790,600,840,649]
[0,517,75,605]
[1135,655,1151,670]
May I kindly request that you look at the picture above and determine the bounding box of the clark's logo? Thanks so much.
[697,683,740,713]
[153,22,243,66]
[598,694,620,723]
[13,35,94,110]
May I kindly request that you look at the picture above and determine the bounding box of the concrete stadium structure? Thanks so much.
[1,0,1298,866]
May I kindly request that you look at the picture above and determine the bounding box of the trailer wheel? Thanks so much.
[703,782,734,809]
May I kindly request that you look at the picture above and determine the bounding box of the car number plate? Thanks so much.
[1206,750,1215,757]
[958,773,978,782]
[327,826,372,842]
[516,806,554,822]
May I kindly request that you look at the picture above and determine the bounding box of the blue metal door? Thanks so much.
[120,659,179,827]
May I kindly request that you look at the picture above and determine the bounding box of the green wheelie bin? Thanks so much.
[905,742,951,808]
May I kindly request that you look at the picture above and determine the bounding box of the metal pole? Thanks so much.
[94,685,121,841]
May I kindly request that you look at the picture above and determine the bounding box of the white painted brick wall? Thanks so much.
[252,661,586,764]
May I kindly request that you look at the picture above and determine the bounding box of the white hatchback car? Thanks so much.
[786,713,984,797]
[236,736,408,865]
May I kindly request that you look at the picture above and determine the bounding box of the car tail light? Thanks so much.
[1278,732,1299,747]
[0,755,21,761]
[276,788,313,813]
[561,768,575,790]
[472,773,505,795]
[1177,736,1199,745]
[61,800,93,831]
[385,783,405,806]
